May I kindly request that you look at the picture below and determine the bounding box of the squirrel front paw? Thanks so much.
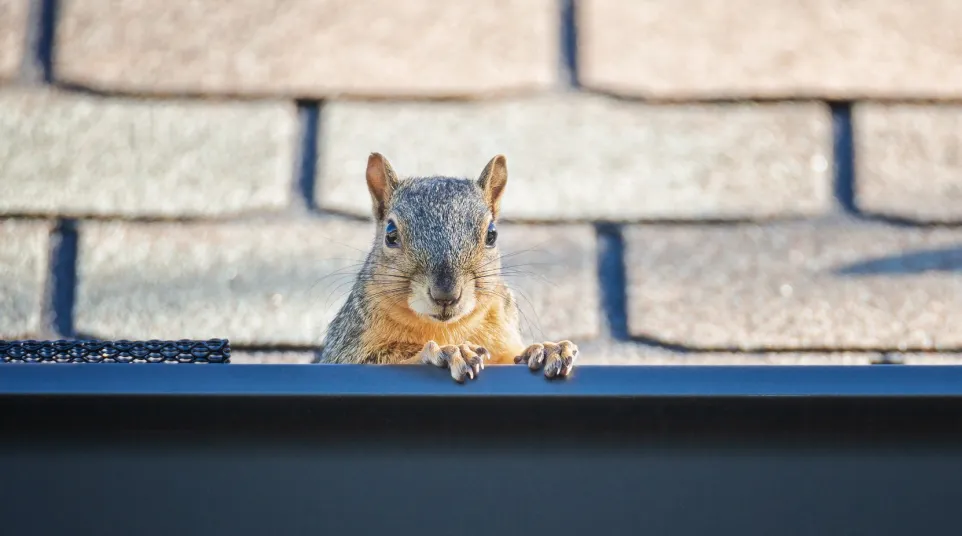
[514,341,578,379]
[419,341,489,383]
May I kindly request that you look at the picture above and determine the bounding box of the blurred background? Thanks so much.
[0,0,960,366]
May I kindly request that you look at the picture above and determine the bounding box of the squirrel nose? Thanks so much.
[429,287,461,307]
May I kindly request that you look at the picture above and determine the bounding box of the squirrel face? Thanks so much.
[364,153,508,324]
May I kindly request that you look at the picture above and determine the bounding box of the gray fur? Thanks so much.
[317,275,370,363]
[316,174,503,364]
[391,176,490,280]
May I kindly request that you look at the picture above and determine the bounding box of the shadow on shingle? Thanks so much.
[834,246,962,275]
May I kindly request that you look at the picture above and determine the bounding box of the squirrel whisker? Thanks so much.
[472,243,552,272]
[475,287,545,343]
[471,269,557,287]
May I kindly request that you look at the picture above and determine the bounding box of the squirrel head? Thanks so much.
[364,152,508,324]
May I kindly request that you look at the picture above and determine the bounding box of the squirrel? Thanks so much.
[316,152,579,383]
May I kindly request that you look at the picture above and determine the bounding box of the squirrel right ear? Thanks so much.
[477,154,508,219]
[366,152,400,221]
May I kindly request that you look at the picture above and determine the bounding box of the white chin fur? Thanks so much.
[408,285,476,323]
[408,293,438,318]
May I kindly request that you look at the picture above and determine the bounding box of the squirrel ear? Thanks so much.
[366,152,400,221]
[477,154,508,219]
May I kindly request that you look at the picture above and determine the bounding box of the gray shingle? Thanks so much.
[901,354,962,365]
[576,339,877,366]
[54,0,558,98]
[0,220,50,338]
[75,219,373,345]
[317,95,832,221]
[231,350,317,364]
[0,89,296,218]
[625,220,962,351]
[75,219,599,346]
[854,103,962,223]
[497,224,601,343]
[580,0,962,100]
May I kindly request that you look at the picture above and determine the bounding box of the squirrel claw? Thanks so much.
[515,340,578,379]
[419,340,489,383]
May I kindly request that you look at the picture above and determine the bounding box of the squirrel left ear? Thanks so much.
[477,154,508,219]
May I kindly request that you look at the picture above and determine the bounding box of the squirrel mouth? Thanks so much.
[429,305,459,322]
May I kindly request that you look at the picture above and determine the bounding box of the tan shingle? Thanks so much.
[55,0,558,98]
[0,0,30,82]
[580,0,962,100]
[576,339,878,366]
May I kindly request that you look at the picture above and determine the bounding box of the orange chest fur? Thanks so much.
[362,300,519,363]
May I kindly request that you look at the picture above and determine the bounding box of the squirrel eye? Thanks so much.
[485,221,498,247]
[385,220,400,248]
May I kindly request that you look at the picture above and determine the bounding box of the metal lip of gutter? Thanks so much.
[2,363,962,398]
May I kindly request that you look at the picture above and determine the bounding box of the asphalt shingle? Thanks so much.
[576,339,878,366]
[497,224,601,343]
[579,0,962,100]
[317,95,832,221]
[54,0,558,98]
[624,219,962,351]
[75,219,373,346]
[231,350,316,364]
[0,0,952,370]
[854,103,962,223]
[0,0,28,82]
[901,354,962,365]
[0,89,296,218]
[74,219,598,346]
[0,220,50,339]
